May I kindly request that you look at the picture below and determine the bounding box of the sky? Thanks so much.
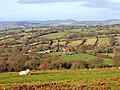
[0,0,120,21]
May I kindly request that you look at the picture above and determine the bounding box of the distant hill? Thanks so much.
[0,19,120,31]
[105,19,120,25]
[28,19,120,26]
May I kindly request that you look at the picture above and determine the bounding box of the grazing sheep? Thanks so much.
[19,69,30,75]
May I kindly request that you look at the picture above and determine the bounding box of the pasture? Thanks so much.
[62,54,95,61]
[61,54,113,65]
[41,32,66,39]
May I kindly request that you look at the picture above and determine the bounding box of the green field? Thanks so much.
[41,33,66,39]
[98,37,110,47]
[103,58,113,65]
[0,69,120,89]
[68,40,82,47]
[61,54,113,64]
[85,38,96,45]
[62,54,95,61]
[5,29,21,33]
[50,53,113,65]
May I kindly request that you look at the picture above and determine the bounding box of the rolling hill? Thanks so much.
[0,19,120,31]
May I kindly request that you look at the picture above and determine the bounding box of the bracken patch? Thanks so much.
[11,82,110,90]
[110,77,120,81]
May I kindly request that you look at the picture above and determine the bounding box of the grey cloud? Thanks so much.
[17,0,80,4]
[82,2,120,10]
[16,0,119,4]
[16,0,113,4]
[17,0,120,10]
[17,0,109,4]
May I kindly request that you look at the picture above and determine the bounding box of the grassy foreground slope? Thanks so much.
[0,69,120,89]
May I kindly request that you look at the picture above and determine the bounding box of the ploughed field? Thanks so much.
[0,69,120,90]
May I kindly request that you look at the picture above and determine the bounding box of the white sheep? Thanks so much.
[19,69,30,75]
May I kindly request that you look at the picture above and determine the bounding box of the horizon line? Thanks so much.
[0,19,119,22]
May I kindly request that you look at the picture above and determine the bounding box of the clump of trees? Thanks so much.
[0,51,110,72]
[0,47,41,72]
[88,57,104,68]
[113,53,120,67]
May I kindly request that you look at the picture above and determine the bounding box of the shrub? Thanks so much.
[70,60,89,69]
[40,60,51,70]
[0,61,7,72]
[88,57,104,68]
[61,61,71,69]
[50,61,62,69]
[113,54,120,67]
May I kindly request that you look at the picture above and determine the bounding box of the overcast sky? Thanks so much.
[0,0,120,21]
